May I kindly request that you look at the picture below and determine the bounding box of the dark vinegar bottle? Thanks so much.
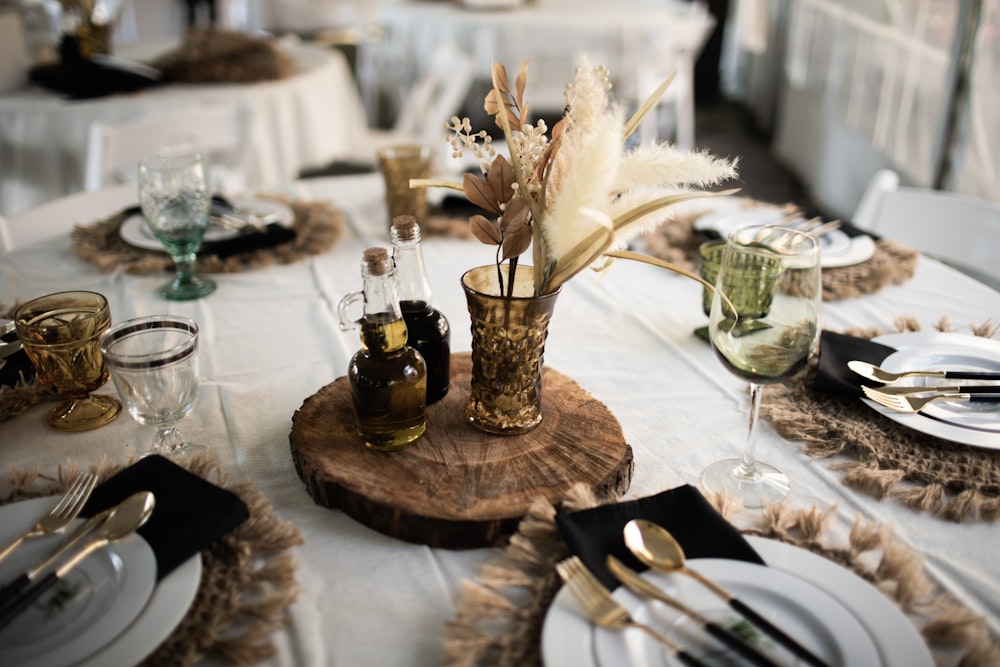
[338,247,427,451]
[391,215,451,404]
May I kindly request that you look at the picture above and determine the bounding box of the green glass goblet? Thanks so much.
[138,154,217,301]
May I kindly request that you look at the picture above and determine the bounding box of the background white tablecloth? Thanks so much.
[1,174,998,665]
[0,43,367,217]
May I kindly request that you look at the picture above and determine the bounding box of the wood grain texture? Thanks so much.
[290,352,633,548]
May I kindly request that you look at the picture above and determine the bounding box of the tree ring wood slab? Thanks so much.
[289,352,633,549]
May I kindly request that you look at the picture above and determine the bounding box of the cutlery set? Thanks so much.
[557,519,832,667]
[0,475,155,630]
[849,360,1000,414]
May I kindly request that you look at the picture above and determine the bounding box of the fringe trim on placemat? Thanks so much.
[442,483,1000,667]
[1,453,303,666]
[70,198,343,275]
[764,317,1000,523]
[638,206,920,300]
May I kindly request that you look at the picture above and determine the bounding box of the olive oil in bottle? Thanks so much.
[338,247,427,451]
[391,215,451,404]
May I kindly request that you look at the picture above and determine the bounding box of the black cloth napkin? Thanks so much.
[0,328,35,388]
[29,36,162,100]
[814,330,896,397]
[555,484,764,590]
[81,455,249,581]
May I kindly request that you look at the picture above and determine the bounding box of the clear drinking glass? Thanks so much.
[100,315,204,457]
[138,153,217,301]
[14,291,121,432]
[701,224,821,508]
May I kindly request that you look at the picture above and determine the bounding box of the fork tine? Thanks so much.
[48,474,90,517]
[57,474,97,520]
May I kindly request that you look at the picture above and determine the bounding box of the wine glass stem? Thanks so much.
[154,426,184,455]
[736,382,764,479]
[174,256,197,284]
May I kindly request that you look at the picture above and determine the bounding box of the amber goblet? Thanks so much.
[14,291,121,432]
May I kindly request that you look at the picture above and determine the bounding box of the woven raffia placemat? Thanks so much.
[640,205,919,300]
[70,198,343,275]
[1,453,302,666]
[441,483,1000,667]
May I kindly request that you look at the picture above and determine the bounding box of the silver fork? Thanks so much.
[862,385,1000,413]
[0,473,97,567]
[555,556,711,667]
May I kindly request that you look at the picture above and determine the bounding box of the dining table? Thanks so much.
[1,172,999,666]
[0,40,368,218]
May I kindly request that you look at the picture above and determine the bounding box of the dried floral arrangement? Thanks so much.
[414,55,738,297]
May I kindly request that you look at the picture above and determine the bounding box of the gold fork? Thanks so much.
[862,385,1000,413]
[0,473,97,567]
[555,556,711,667]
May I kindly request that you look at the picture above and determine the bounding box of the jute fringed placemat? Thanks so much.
[442,483,1000,667]
[70,199,343,275]
[640,207,920,300]
[764,317,1000,522]
[2,453,303,666]
[149,28,297,83]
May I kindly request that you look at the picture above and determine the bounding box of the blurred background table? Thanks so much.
[0,40,367,217]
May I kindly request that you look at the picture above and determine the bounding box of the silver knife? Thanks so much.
[873,384,1000,395]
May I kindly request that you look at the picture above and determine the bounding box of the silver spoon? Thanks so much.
[623,518,832,667]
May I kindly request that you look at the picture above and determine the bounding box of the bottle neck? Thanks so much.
[360,269,407,353]
[393,241,434,305]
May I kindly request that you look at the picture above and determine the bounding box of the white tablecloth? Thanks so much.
[1,174,999,665]
[0,43,367,217]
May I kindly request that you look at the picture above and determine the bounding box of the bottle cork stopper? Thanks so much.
[391,215,420,242]
[362,247,390,275]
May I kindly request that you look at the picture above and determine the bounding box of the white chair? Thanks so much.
[345,41,475,168]
[83,101,253,194]
[853,169,1000,289]
[1,184,137,252]
[635,16,715,149]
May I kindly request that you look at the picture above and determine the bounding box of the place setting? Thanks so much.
[70,153,345,280]
[532,485,933,667]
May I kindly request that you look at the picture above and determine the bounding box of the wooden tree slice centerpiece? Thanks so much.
[290,352,633,548]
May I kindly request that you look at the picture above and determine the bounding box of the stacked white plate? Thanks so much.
[542,537,933,667]
[120,198,295,252]
[861,332,1000,449]
[0,497,201,667]
[693,207,876,269]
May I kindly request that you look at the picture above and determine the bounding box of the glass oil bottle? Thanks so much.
[338,247,427,450]
[390,215,451,404]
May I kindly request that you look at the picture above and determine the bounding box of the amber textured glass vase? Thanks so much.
[462,265,560,434]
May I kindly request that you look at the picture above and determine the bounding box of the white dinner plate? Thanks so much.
[541,536,933,667]
[693,208,875,268]
[0,497,156,667]
[594,559,879,667]
[862,332,1000,449]
[78,551,201,667]
[120,197,295,251]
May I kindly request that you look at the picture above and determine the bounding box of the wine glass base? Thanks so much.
[159,277,216,301]
[46,395,122,432]
[700,458,790,509]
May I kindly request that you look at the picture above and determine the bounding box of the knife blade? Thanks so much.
[606,556,781,667]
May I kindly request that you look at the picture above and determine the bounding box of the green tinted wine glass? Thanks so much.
[138,154,216,301]
[701,224,821,508]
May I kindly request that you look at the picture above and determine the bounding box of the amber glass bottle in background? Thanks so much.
[338,247,427,451]
[390,215,451,404]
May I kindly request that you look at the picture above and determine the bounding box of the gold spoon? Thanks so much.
[623,519,833,667]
